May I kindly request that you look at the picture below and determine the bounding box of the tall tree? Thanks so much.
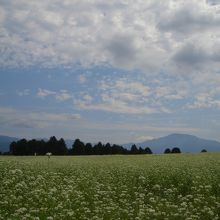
[104,143,112,154]
[58,138,68,155]
[71,139,85,155]
[93,142,103,155]
[144,147,152,154]
[10,141,17,155]
[130,144,138,154]
[46,136,58,154]
[138,147,145,154]
[85,143,93,155]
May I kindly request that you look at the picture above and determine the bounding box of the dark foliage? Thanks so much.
[10,137,153,155]
[201,149,207,153]
[10,137,67,155]
[171,147,181,153]
[130,144,139,154]
[70,139,86,155]
[144,147,152,154]
[164,148,171,154]
[85,143,93,155]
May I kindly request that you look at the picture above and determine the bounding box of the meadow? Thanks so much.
[0,154,220,220]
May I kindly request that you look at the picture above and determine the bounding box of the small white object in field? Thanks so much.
[46,152,52,158]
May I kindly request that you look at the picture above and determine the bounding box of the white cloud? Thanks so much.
[78,75,87,84]
[158,1,220,34]
[74,77,174,114]
[114,80,150,97]
[135,135,154,142]
[155,84,189,101]
[37,88,72,101]
[29,112,81,121]
[76,99,158,114]
[16,89,30,97]
[37,88,56,98]
[0,0,219,78]
[83,94,93,102]
[55,90,72,101]
[0,107,81,130]
[2,0,220,115]
[188,93,220,109]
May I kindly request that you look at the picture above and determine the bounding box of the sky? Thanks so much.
[1,0,220,144]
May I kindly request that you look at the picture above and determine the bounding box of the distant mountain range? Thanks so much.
[1,133,220,153]
[0,135,19,152]
[123,133,220,153]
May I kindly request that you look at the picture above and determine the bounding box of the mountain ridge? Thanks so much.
[123,133,220,153]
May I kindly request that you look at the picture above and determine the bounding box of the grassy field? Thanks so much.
[0,154,220,220]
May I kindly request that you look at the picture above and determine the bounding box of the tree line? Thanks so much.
[8,136,190,156]
[10,137,67,155]
[9,136,155,155]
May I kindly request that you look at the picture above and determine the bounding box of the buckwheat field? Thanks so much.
[1,154,220,220]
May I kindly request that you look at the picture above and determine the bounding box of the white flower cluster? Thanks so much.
[0,154,220,219]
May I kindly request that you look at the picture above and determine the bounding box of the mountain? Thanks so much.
[123,134,220,153]
[0,135,19,152]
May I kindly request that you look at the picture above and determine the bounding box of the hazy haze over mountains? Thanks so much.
[123,134,220,153]
[0,135,18,152]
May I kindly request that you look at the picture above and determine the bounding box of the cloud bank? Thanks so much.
[0,0,220,75]
[1,0,220,142]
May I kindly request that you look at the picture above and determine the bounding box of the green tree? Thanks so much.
[164,148,171,154]
[85,143,93,155]
[144,147,152,154]
[130,144,138,154]
[71,139,85,155]
[171,147,181,153]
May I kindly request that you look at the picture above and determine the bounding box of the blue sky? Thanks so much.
[1,0,220,144]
